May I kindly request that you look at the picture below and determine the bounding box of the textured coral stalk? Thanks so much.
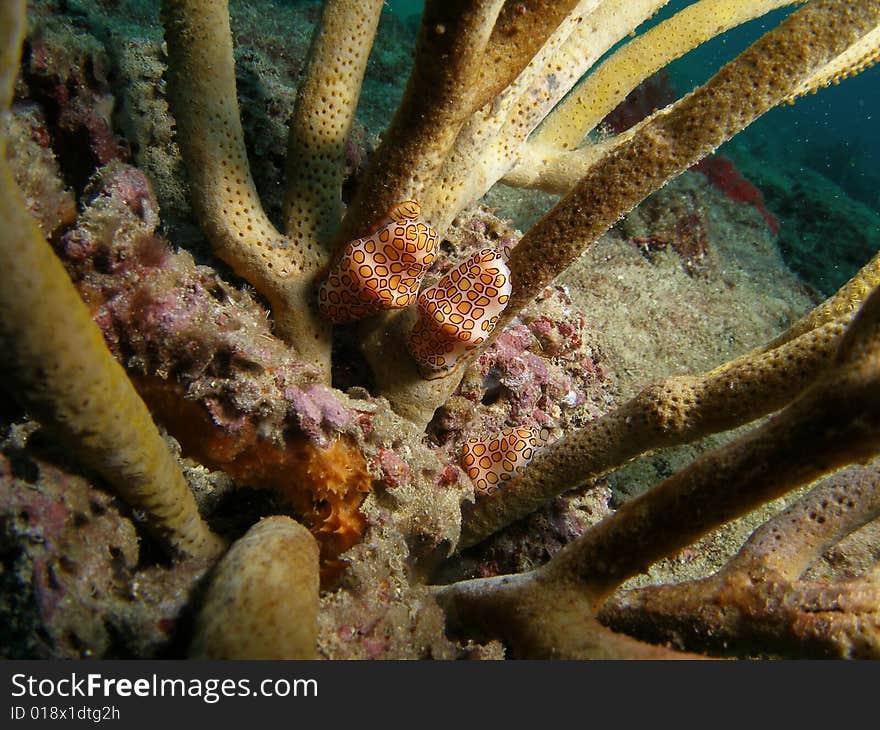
[0,0,222,560]
[598,464,880,658]
[461,313,850,547]
[159,0,331,376]
[501,0,880,326]
[762,249,880,351]
[283,0,384,254]
[541,286,880,596]
[469,0,586,110]
[422,0,666,231]
[189,516,319,659]
[436,571,704,659]
[532,0,800,152]
[438,288,880,658]
[729,464,880,579]
[341,0,505,237]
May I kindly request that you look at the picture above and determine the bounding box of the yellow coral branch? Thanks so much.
[0,0,223,560]
[422,0,668,232]
[341,0,506,238]
[760,249,880,351]
[283,0,384,253]
[545,283,880,596]
[506,0,877,196]
[470,0,587,110]
[501,0,880,328]
[784,21,880,101]
[461,312,850,547]
[160,0,331,377]
[440,287,880,658]
[189,516,319,659]
[532,0,802,152]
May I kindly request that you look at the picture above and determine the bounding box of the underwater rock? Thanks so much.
[0,446,209,658]
[3,103,75,240]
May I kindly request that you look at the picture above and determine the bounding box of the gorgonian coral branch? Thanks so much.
[283,0,384,256]
[761,250,880,351]
[469,0,590,111]
[341,0,506,238]
[460,227,880,545]
[503,0,803,193]
[189,516,319,659]
[460,311,850,547]
[542,284,880,595]
[500,0,880,326]
[0,0,223,560]
[438,286,880,658]
[598,463,880,657]
[162,0,345,379]
[422,0,670,232]
[530,0,802,153]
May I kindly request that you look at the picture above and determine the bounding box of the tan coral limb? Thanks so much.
[422,0,667,233]
[504,0,802,193]
[283,0,384,254]
[370,0,880,427]
[159,0,330,378]
[760,249,880,351]
[501,0,880,324]
[784,22,880,101]
[461,309,851,548]
[543,283,880,595]
[0,0,223,560]
[341,0,505,238]
[439,287,880,658]
[189,517,319,659]
[531,0,801,152]
[322,0,584,243]
[599,463,880,658]
[469,0,588,110]
[509,7,879,194]
[460,248,880,546]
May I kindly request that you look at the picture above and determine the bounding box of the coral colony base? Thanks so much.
[1,0,880,659]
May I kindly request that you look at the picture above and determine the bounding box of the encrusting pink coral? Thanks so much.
[461,426,549,497]
[408,248,511,377]
[319,200,438,323]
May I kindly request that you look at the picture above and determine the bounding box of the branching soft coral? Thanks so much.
[460,252,880,547]
[158,0,879,429]
[4,0,880,660]
[0,0,222,561]
[598,463,880,657]
[438,285,880,658]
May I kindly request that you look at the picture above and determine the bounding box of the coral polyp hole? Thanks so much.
[481,370,503,405]
[89,500,107,516]
[58,556,79,576]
